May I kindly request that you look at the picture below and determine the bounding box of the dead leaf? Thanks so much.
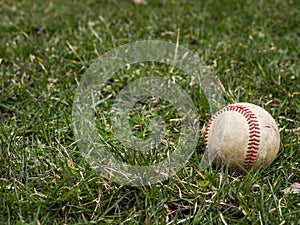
[131,0,147,5]
[282,182,300,194]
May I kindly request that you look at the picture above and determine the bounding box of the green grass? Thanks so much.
[0,0,299,224]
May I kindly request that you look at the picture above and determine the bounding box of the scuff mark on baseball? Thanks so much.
[204,102,280,172]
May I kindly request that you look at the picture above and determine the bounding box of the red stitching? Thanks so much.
[248,146,259,151]
[204,111,223,148]
[204,104,261,169]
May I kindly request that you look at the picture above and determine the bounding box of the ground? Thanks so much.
[0,0,299,224]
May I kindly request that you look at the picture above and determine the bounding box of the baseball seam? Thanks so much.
[204,104,261,169]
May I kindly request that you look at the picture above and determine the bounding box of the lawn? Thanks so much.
[0,0,299,224]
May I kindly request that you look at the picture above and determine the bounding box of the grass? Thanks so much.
[0,0,299,224]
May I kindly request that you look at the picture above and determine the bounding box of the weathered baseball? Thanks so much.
[204,102,280,171]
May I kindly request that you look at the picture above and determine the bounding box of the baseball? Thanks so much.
[204,102,280,171]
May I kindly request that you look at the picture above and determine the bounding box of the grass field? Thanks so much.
[0,0,299,224]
